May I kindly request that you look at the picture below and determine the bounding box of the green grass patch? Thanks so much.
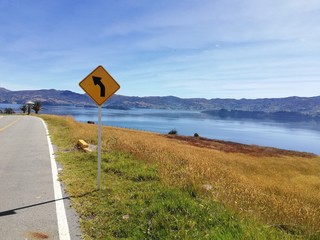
[57,151,293,239]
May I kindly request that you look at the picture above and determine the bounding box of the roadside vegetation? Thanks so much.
[20,104,27,113]
[0,108,15,114]
[32,101,42,114]
[0,101,42,115]
[41,114,320,239]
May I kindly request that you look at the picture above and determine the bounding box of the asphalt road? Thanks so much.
[0,116,81,240]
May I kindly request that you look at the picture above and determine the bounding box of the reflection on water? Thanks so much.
[1,103,320,154]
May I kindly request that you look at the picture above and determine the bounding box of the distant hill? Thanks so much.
[0,88,90,106]
[0,87,10,93]
[1,87,320,118]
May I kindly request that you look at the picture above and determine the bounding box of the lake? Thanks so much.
[1,103,320,155]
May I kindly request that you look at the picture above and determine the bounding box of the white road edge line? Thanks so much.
[42,119,71,240]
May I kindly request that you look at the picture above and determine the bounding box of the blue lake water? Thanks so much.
[1,103,320,155]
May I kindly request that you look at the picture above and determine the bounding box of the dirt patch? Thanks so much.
[165,135,317,158]
[27,231,49,239]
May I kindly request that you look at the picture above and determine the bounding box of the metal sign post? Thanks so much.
[97,106,102,190]
[79,65,120,190]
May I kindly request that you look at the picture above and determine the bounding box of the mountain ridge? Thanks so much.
[1,87,320,117]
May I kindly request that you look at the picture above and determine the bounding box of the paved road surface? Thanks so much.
[0,116,81,239]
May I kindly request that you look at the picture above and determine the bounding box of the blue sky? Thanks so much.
[0,0,319,99]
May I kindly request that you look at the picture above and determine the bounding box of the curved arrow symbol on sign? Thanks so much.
[92,76,106,97]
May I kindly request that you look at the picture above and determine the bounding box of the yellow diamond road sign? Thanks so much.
[79,65,120,106]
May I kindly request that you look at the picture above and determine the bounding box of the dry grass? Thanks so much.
[43,115,320,235]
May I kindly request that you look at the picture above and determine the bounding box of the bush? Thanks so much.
[4,108,14,114]
[168,129,177,135]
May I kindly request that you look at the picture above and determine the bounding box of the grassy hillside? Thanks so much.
[41,115,320,239]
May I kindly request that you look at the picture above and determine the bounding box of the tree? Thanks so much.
[32,101,42,114]
[20,104,27,114]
